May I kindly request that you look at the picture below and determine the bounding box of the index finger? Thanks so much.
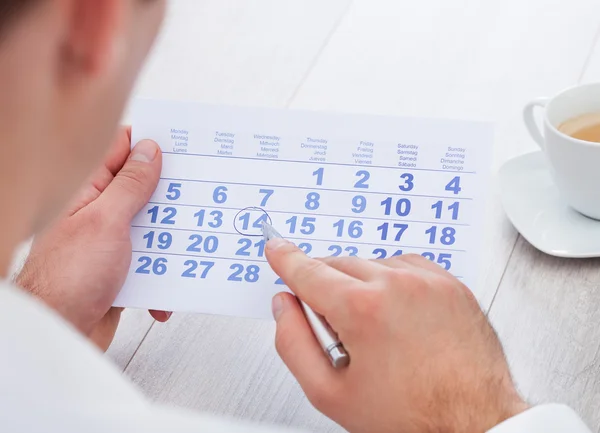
[265,238,358,315]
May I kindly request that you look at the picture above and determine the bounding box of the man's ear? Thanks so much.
[61,0,126,77]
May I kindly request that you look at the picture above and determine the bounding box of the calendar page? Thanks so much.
[114,99,493,319]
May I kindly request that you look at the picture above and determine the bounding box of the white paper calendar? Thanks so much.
[114,99,493,319]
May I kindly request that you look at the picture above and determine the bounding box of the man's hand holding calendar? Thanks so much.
[266,239,529,433]
[16,128,170,351]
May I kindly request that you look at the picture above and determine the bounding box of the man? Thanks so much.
[0,1,592,432]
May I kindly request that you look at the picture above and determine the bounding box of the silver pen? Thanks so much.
[262,222,350,368]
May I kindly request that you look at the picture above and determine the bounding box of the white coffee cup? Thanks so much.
[524,82,600,220]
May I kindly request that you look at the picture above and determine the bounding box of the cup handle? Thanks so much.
[523,97,550,149]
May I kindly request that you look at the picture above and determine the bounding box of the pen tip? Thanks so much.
[261,221,283,241]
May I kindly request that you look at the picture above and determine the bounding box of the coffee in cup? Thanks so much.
[557,112,600,143]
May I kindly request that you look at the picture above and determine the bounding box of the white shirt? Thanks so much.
[0,281,592,433]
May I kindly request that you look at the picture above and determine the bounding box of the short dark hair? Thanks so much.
[0,0,38,36]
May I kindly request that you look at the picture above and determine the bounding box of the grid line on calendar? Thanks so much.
[144,201,471,227]
[133,250,267,263]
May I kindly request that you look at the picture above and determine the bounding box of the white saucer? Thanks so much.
[499,151,600,258]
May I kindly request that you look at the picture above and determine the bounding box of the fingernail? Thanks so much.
[267,238,289,251]
[272,294,285,321]
[131,139,158,163]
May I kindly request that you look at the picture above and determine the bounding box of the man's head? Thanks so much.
[0,0,165,240]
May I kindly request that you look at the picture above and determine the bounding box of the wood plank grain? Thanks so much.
[126,0,352,111]
[487,23,600,431]
[289,0,600,309]
[105,310,155,371]
[126,313,342,432]
[488,237,600,429]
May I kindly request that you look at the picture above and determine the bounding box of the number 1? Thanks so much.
[313,167,324,185]
[432,201,460,220]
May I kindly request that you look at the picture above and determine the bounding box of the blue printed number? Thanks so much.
[328,245,342,256]
[345,246,358,256]
[166,183,182,200]
[372,248,403,259]
[351,195,367,213]
[286,216,316,235]
[328,245,358,256]
[313,167,324,185]
[143,231,172,250]
[213,186,228,204]
[135,256,167,275]
[399,173,414,191]
[194,209,223,228]
[228,264,260,283]
[377,223,408,241]
[305,192,321,210]
[147,206,177,224]
[187,234,219,253]
[425,226,456,245]
[333,220,363,239]
[258,189,274,206]
[381,197,411,217]
[182,260,214,278]
[238,212,269,231]
[432,201,460,220]
[236,238,265,257]
[354,170,370,189]
[422,252,452,270]
[445,176,462,194]
[298,243,312,254]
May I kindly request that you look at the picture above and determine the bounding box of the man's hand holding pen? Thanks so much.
[265,237,529,433]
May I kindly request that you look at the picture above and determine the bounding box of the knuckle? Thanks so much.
[402,252,427,262]
[396,253,427,266]
[317,255,341,267]
[382,266,418,286]
[378,253,422,269]
[83,202,117,233]
[380,267,430,302]
[116,165,153,194]
[346,288,385,319]
[292,257,326,282]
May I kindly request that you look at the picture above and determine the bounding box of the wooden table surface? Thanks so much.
[105,1,600,431]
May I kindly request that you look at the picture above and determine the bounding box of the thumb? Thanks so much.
[272,293,339,406]
[96,139,162,225]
